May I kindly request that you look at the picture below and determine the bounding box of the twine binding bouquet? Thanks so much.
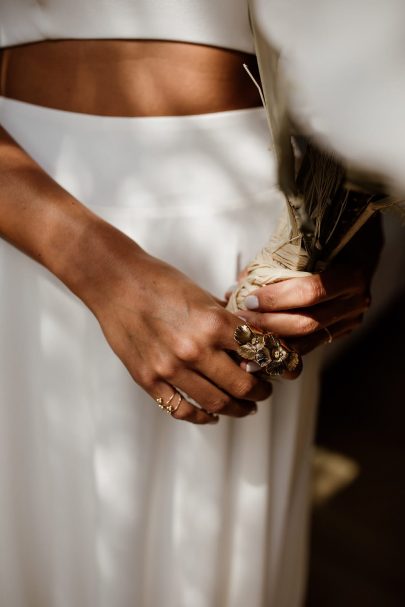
[228,6,403,375]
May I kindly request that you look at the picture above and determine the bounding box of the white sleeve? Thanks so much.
[252,0,405,195]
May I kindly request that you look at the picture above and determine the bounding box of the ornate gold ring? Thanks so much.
[234,324,301,377]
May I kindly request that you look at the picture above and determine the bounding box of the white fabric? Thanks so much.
[252,0,405,195]
[0,0,254,53]
[0,98,319,607]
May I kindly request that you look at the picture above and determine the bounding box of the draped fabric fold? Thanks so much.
[0,98,320,607]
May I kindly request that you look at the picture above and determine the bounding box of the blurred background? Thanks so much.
[306,213,405,606]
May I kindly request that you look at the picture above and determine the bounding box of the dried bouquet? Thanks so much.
[227,12,403,375]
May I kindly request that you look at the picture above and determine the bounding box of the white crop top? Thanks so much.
[0,0,254,53]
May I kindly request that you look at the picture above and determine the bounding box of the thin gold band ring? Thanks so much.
[156,392,183,416]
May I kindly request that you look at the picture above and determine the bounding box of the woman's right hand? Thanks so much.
[0,126,270,425]
[81,226,272,425]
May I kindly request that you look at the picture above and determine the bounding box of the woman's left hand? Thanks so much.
[236,264,370,354]
[230,214,384,355]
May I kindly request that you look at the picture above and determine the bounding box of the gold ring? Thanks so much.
[234,324,301,377]
[323,327,333,344]
[156,392,182,416]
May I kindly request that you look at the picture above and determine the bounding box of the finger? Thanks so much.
[243,266,367,312]
[197,351,272,402]
[238,294,370,337]
[171,396,220,424]
[214,309,256,351]
[173,367,258,418]
[150,381,218,425]
[290,315,364,355]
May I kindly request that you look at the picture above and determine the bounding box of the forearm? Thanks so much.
[0,125,145,309]
[0,128,273,424]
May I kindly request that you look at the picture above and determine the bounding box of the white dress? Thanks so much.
[0,97,320,607]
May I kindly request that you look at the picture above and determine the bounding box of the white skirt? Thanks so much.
[0,98,320,607]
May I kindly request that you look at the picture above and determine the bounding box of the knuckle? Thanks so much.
[232,376,255,398]
[153,357,179,381]
[306,278,326,303]
[260,290,277,310]
[209,396,231,414]
[294,284,310,306]
[137,368,157,391]
[172,405,190,421]
[297,314,319,335]
[201,308,228,342]
[173,338,202,364]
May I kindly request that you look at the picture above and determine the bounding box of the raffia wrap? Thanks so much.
[226,209,311,313]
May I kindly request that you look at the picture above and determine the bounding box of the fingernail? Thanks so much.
[250,405,258,415]
[245,295,259,310]
[209,414,220,424]
[246,361,261,373]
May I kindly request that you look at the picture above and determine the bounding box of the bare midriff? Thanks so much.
[0,40,262,116]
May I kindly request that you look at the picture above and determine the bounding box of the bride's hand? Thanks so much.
[0,126,270,419]
[230,215,383,355]
[84,234,272,425]
[237,264,370,354]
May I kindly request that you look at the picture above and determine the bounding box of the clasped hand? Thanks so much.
[91,218,381,425]
[232,216,382,368]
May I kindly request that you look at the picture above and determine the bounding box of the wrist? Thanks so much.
[54,212,147,313]
[0,128,147,309]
